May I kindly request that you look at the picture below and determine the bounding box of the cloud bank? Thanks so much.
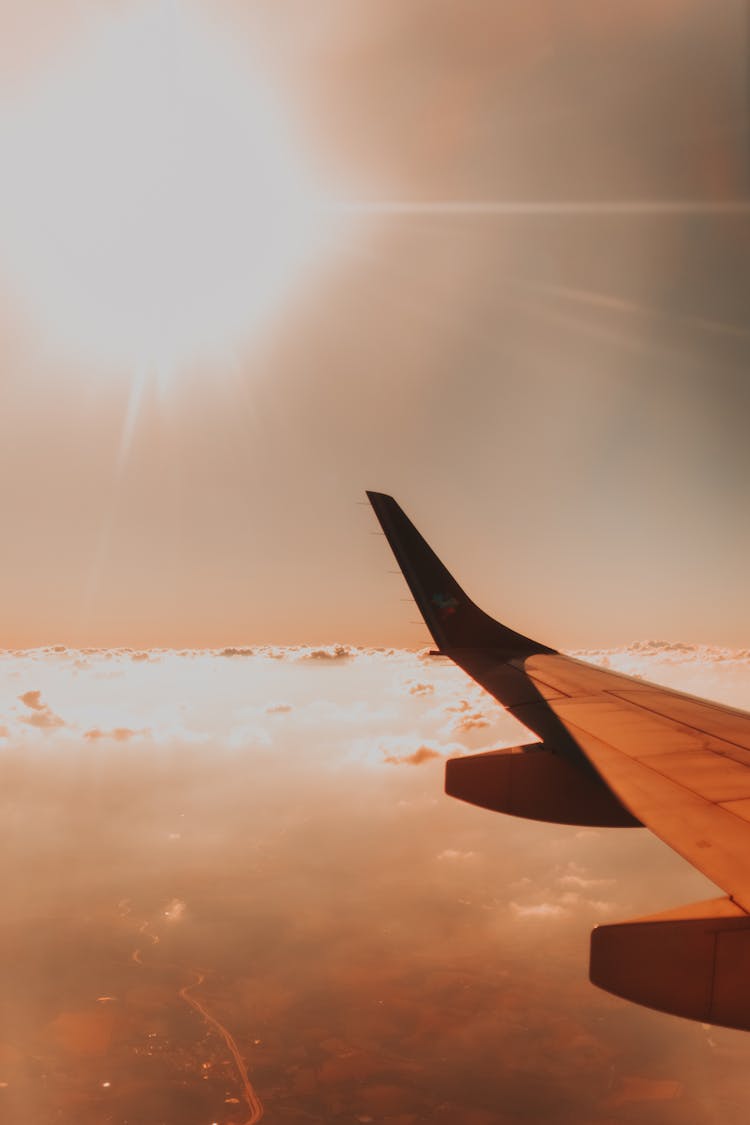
[0,642,748,1122]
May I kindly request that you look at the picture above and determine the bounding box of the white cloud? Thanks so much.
[163,898,187,922]
[18,690,65,730]
[1,642,746,771]
[297,644,353,662]
[384,745,444,766]
[510,901,567,919]
[558,873,614,891]
[19,690,46,711]
[84,727,147,742]
[571,642,750,709]
[556,863,614,893]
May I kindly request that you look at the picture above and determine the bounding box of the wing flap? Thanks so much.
[608,689,750,753]
[591,896,750,1030]
[445,743,640,827]
[560,723,750,912]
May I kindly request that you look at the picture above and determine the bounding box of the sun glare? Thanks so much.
[0,2,339,376]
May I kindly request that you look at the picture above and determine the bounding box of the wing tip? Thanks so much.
[365,489,553,655]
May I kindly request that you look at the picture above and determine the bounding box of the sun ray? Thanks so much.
[503,278,750,342]
[81,503,116,632]
[334,199,750,217]
[117,369,150,475]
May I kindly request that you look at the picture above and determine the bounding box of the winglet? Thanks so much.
[366,491,555,655]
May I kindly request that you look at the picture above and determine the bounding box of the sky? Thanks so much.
[0,0,747,649]
[0,3,749,1123]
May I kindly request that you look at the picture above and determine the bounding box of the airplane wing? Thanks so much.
[367,491,750,1031]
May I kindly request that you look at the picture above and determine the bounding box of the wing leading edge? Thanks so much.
[367,491,750,1031]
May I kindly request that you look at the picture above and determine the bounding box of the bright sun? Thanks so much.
[0,2,338,376]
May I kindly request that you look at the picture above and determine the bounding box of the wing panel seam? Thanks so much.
[602,690,750,755]
[564,717,750,822]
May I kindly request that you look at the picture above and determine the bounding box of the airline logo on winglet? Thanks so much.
[432,592,460,619]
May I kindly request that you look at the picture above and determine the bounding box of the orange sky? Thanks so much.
[0,0,747,649]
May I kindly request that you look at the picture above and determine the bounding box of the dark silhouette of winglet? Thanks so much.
[366,491,556,655]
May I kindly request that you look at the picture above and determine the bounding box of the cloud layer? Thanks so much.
[0,643,749,1123]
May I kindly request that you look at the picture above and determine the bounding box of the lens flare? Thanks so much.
[0,2,339,378]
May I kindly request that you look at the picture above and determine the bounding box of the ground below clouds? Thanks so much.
[0,645,749,1123]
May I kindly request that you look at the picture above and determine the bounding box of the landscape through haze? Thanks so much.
[0,0,748,1122]
[2,643,750,1124]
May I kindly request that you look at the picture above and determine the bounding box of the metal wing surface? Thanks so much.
[366,491,750,1030]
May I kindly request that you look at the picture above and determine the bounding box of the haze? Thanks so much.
[2,644,750,1123]
[0,2,748,1123]
[0,0,746,649]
